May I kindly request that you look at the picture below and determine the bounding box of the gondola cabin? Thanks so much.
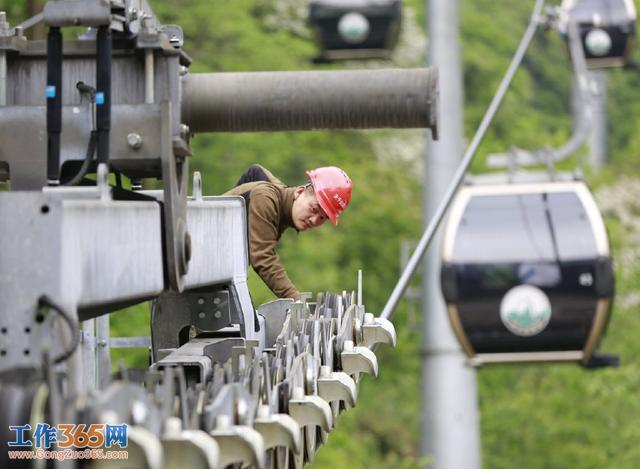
[440,179,616,367]
[308,0,402,61]
[560,0,637,68]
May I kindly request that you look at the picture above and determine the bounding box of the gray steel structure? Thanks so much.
[422,1,481,467]
[0,1,437,467]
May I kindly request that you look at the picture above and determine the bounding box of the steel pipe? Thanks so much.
[181,68,438,136]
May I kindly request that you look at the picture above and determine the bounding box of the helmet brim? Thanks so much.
[316,189,339,225]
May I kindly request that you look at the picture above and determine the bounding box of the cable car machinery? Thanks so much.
[0,0,440,467]
[0,0,631,466]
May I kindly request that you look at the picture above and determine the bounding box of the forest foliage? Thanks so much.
[3,1,640,467]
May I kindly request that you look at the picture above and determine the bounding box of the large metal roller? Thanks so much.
[181,68,439,137]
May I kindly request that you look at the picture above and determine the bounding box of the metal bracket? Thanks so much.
[341,340,379,377]
[189,291,233,331]
[160,100,190,292]
[360,313,397,348]
[152,353,212,385]
[43,0,112,28]
[258,299,294,348]
[288,387,332,433]
[253,405,302,454]
[317,367,357,409]
[162,417,220,469]
[210,417,265,469]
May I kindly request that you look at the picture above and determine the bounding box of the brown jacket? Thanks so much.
[226,180,301,299]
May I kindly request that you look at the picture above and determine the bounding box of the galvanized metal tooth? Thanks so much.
[161,417,220,469]
[287,386,333,433]
[59,289,390,469]
[210,415,265,469]
[360,312,398,348]
[90,425,164,469]
[317,366,358,410]
[341,340,379,377]
[253,404,302,455]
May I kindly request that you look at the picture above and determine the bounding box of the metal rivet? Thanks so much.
[214,311,222,319]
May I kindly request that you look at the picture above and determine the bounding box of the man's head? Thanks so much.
[292,166,352,231]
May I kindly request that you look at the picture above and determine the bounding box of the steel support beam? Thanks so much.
[422,1,481,467]
[181,68,439,135]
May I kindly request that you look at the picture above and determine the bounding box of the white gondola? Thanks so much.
[559,0,637,68]
[308,0,402,61]
[440,175,616,367]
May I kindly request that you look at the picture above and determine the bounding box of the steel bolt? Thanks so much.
[214,310,222,319]
[198,312,205,319]
[127,133,143,149]
[179,124,190,140]
[197,297,205,305]
[213,297,221,305]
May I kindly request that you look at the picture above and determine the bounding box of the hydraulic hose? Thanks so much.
[96,26,111,165]
[46,26,62,183]
[38,295,79,365]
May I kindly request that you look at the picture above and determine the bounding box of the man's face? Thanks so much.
[292,186,328,231]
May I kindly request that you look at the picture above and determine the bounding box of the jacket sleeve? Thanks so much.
[247,186,301,300]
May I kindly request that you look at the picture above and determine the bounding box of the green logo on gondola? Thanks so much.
[500,285,552,336]
[338,12,370,44]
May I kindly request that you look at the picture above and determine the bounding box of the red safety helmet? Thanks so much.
[306,166,352,225]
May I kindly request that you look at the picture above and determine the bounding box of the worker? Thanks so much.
[225,164,352,300]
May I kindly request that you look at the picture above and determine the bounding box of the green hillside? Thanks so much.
[4,1,640,467]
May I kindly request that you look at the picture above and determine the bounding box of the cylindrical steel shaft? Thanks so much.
[181,68,438,136]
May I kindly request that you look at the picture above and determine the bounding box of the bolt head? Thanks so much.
[127,133,143,149]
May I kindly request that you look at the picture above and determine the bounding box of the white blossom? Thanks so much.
[595,177,640,308]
